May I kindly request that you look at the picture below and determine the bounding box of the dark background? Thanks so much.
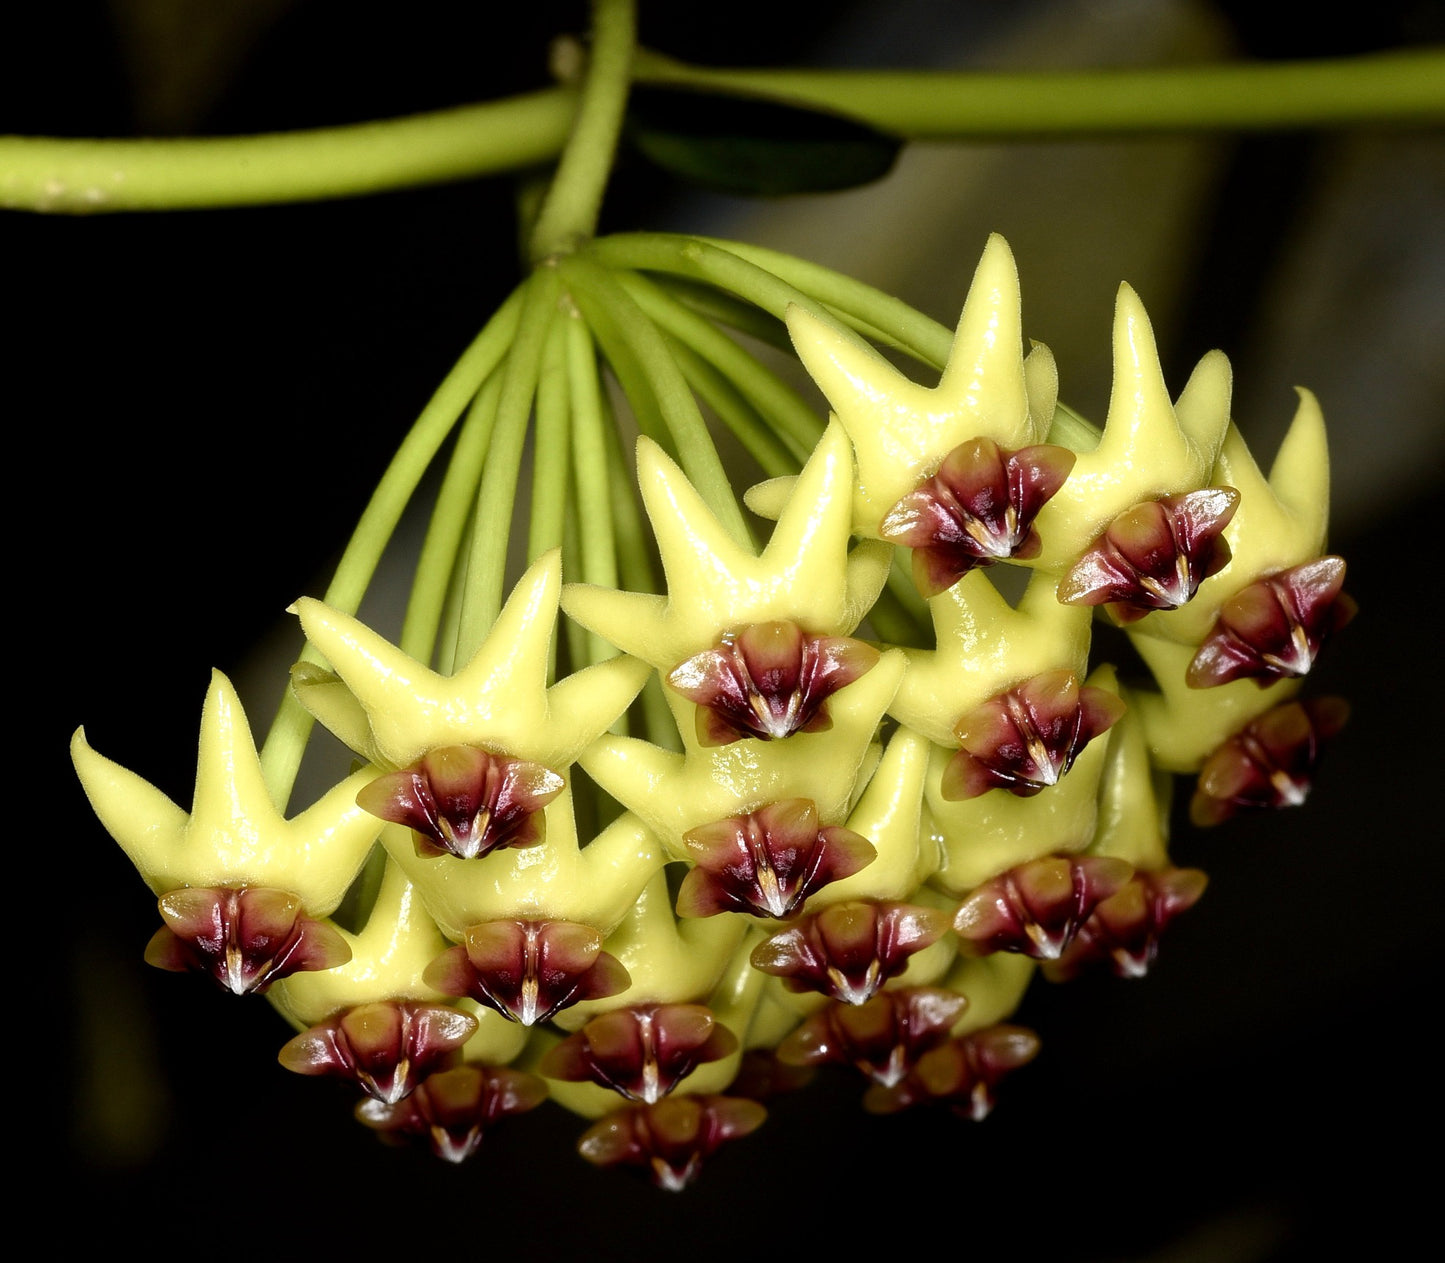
[14,2,1442,1257]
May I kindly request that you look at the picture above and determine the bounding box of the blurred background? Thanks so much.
[16,1,1442,1257]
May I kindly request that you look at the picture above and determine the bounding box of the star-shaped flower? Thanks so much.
[888,569,1093,748]
[1128,635,1301,773]
[572,869,750,1020]
[291,548,649,772]
[1026,286,1234,568]
[578,650,907,855]
[268,857,459,1027]
[1187,555,1355,688]
[923,666,1122,894]
[374,794,665,943]
[561,422,891,673]
[785,234,1058,537]
[1128,389,1333,648]
[72,670,381,911]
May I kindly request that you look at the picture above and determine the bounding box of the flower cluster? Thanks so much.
[72,234,1351,1188]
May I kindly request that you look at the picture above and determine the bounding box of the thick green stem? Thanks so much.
[649,276,794,353]
[259,285,525,807]
[1,92,574,213]
[529,0,637,259]
[631,46,1445,136]
[13,47,1438,215]
[593,379,678,751]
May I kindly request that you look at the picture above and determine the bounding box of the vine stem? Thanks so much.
[8,47,1440,214]
[528,0,637,259]
[0,92,574,213]
[630,46,1445,136]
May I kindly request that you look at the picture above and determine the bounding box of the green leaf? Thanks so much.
[624,86,902,196]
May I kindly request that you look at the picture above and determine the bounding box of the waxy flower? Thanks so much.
[71,670,381,911]
[426,919,630,1025]
[674,798,876,919]
[751,900,951,1004]
[953,855,1135,959]
[1058,488,1239,622]
[578,1095,767,1190]
[668,620,880,745]
[777,988,968,1087]
[864,1025,1041,1120]
[943,669,1126,800]
[292,550,648,774]
[357,1064,547,1163]
[1188,556,1355,687]
[278,1001,478,1102]
[70,225,1356,1189]
[145,885,350,995]
[786,235,1060,536]
[887,569,1093,750]
[356,745,564,860]
[1044,867,1209,981]
[882,437,1075,596]
[1027,289,1233,568]
[562,424,890,674]
[541,1004,738,1103]
[1191,697,1349,825]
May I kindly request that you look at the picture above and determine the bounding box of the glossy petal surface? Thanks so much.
[356,1064,546,1163]
[1188,556,1355,687]
[292,550,648,771]
[1058,489,1239,622]
[882,438,1075,596]
[144,886,350,995]
[278,1001,477,1103]
[953,855,1134,959]
[750,900,950,1004]
[72,671,380,909]
[675,798,876,919]
[668,620,879,745]
[356,745,564,861]
[944,669,1126,799]
[425,919,630,1025]
[578,1095,766,1190]
[541,1004,738,1103]
[1044,867,1209,981]
[864,1025,1041,1120]
[1191,697,1349,826]
[777,987,968,1087]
